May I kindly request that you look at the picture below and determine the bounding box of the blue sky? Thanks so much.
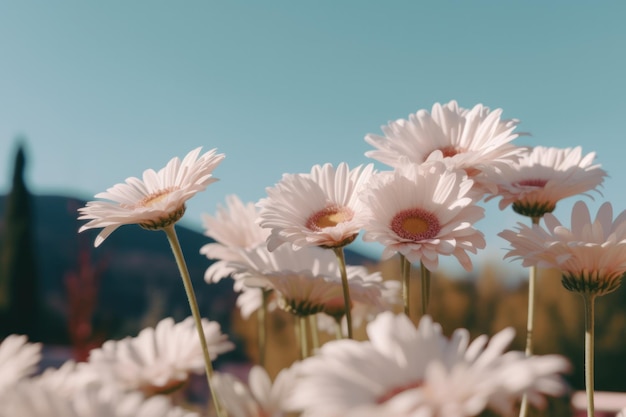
[1,2,625,278]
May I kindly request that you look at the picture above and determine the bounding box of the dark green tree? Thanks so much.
[0,141,39,339]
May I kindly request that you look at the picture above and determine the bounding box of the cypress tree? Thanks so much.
[0,141,39,339]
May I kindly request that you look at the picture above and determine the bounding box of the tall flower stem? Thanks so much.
[162,225,224,417]
[420,262,430,316]
[309,314,320,350]
[334,319,343,340]
[299,316,309,359]
[258,288,271,368]
[583,293,596,417]
[518,216,540,417]
[332,247,353,339]
[400,254,411,317]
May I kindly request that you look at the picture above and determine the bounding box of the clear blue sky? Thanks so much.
[1,2,625,278]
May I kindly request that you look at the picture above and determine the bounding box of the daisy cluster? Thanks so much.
[5,99,626,417]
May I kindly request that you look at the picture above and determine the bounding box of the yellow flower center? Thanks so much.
[138,188,176,208]
[306,206,354,231]
[401,217,430,235]
[391,208,441,241]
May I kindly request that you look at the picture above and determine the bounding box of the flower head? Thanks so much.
[365,101,524,188]
[0,379,198,417]
[485,146,606,218]
[233,245,387,318]
[35,360,100,398]
[78,147,224,247]
[257,162,375,251]
[360,162,486,271]
[211,365,297,417]
[288,312,569,417]
[499,200,626,296]
[201,194,270,284]
[0,334,41,394]
[88,317,234,394]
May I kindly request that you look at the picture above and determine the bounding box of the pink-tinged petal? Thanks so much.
[485,146,606,218]
[78,148,224,246]
[361,161,484,272]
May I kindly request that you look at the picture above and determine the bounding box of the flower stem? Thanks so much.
[333,247,353,339]
[299,316,309,359]
[583,293,596,417]
[420,262,430,316]
[162,225,224,417]
[309,314,320,350]
[518,216,540,417]
[400,254,411,317]
[518,265,537,417]
[334,318,343,340]
[258,288,271,368]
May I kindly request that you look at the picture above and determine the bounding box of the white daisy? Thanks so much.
[484,146,606,218]
[0,334,41,394]
[35,360,101,398]
[288,312,570,417]
[0,379,198,417]
[365,100,524,182]
[88,316,234,394]
[360,162,486,271]
[211,365,296,417]
[233,245,387,318]
[499,200,626,296]
[201,194,270,284]
[78,147,224,247]
[257,162,375,251]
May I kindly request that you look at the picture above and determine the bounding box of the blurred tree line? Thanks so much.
[0,142,39,340]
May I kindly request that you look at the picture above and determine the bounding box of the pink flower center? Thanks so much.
[391,208,441,241]
[515,178,548,188]
[306,206,354,231]
[438,145,462,158]
[377,380,423,404]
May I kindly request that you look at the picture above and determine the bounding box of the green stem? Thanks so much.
[162,225,224,417]
[334,318,343,340]
[518,265,537,417]
[294,314,301,355]
[583,293,596,417]
[257,288,271,368]
[309,314,320,351]
[519,216,540,417]
[333,247,353,339]
[420,262,430,316]
[400,254,411,317]
[299,316,309,359]
[524,264,537,358]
